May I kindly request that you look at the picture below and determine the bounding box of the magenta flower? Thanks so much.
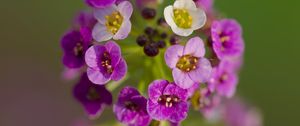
[73,11,97,30]
[223,99,262,126]
[73,73,113,119]
[147,80,189,123]
[93,1,133,42]
[61,27,92,68]
[85,0,116,8]
[193,0,214,12]
[114,87,151,126]
[208,60,238,98]
[198,88,221,119]
[211,19,244,59]
[85,41,127,85]
[165,37,212,89]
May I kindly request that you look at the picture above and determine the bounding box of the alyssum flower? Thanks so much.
[208,60,239,98]
[85,41,127,84]
[165,37,212,89]
[73,73,113,119]
[85,0,116,8]
[147,80,189,123]
[114,86,151,126]
[211,19,244,59]
[61,27,92,68]
[164,0,206,36]
[93,1,133,42]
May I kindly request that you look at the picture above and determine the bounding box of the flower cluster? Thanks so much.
[60,0,261,126]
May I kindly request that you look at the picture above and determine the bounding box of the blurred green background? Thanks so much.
[1,0,300,126]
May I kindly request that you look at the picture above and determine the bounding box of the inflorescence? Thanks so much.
[60,0,261,126]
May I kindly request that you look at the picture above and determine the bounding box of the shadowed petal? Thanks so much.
[172,68,194,89]
[188,58,212,83]
[165,45,184,68]
[92,23,113,42]
[87,67,111,85]
[111,58,127,81]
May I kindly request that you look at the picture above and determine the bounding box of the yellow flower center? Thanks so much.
[173,9,193,29]
[105,11,123,34]
[176,55,198,72]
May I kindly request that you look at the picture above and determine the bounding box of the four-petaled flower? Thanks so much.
[114,86,151,126]
[211,19,244,59]
[208,60,239,98]
[165,37,212,89]
[147,80,189,123]
[164,0,206,36]
[85,41,127,85]
[73,73,113,119]
[93,1,133,42]
[61,27,92,68]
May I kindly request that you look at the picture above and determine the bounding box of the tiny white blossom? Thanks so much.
[164,0,206,36]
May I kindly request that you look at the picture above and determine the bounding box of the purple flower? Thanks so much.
[61,27,92,68]
[193,0,214,12]
[198,88,221,119]
[73,73,113,119]
[165,37,212,89]
[114,87,151,126]
[73,11,97,30]
[85,41,127,85]
[93,1,133,42]
[85,0,116,8]
[208,60,238,98]
[211,19,244,60]
[223,99,262,126]
[147,80,189,123]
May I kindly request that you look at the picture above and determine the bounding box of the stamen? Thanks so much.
[173,9,193,29]
[105,11,123,34]
[176,55,199,72]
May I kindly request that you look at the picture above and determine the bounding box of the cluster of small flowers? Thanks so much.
[60,0,261,126]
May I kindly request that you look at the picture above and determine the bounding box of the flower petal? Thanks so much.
[188,58,212,83]
[189,8,206,30]
[183,37,205,57]
[105,41,121,66]
[148,80,169,102]
[114,104,138,123]
[111,58,127,81]
[92,23,113,42]
[113,20,131,40]
[173,0,197,9]
[85,45,106,68]
[171,26,194,37]
[172,68,195,89]
[93,5,116,24]
[168,102,188,123]
[147,100,170,121]
[164,84,188,101]
[165,45,184,68]
[87,67,111,85]
[117,1,133,20]
[164,6,177,30]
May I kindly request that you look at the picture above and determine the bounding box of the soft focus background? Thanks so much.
[1,0,300,126]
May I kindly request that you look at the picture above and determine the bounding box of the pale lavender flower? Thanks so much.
[165,37,212,89]
[211,19,244,60]
[73,73,113,119]
[85,41,127,85]
[93,1,133,42]
[114,87,151,126]
[147,80,189,123]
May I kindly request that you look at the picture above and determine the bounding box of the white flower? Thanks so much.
[92,1,133,42]
[164,0,206,36]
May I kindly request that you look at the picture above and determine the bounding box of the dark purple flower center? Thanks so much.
[101,52,113,74]
[218,72,229,83]
[73,42,84,57]
[219,32,231,51]
[124,101,139,111]
[158,95,180,108]
[86,87,101,101]
[176,55,198,72]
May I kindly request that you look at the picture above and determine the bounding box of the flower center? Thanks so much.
[173,9,193,29]
[73,42,84,57]
[219,72,228,83]
[105,11,123,34]
[101,52,113,74]
[158,95,180,108]
[176,55,198,72]
[124,101,139,111]
[86,87,100,101]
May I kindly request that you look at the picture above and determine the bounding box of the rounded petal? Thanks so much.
[216,72,238,98]
[111,58,127,81]
[148,80,169,102]
[93,6,116,24]
[105,41,121,66]
[164,84,188,101]
[171,26,194,37]
[86,0,116,8]
[188,58,212,83]
[117,1,133,20]
[189,8,206,30]
[164,6,177,30]
[183,37,205,57]
[87,67,111,85]
[172,68,195,89]
[168,102,189,123]
[85,45,106,68]
[92,23,113,42]
[113,20,131,40]
[63,54,85,68]
[173,0,197,9]
[165,45,184,68]
[114,104,138,123]
[147,100,170,121]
